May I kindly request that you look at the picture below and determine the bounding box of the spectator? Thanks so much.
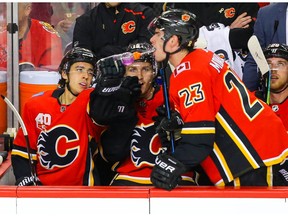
[243,3,287,91]
[262,43,288,131]
[11,47,104,186]
[53,3,91,53]
[30,3,53,23]
[170,3,259,50]
[0,3,63,71]
[73,2,155,60]
[166,3,260,80]
[148,9,288,190]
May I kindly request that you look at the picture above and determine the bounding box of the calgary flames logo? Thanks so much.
[122,21,136,34]
[131,123,163,167]
[224,8,236,18]
[37,125,80,169]
[181,14,190,22]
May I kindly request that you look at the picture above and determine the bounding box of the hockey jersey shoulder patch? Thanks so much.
[173,61,191,77]
[39,21,60,37]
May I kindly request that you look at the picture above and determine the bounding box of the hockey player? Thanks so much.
[263,43,288,130]
[95,42,196,186]
[11,47,104,186]
[148,9,288,190]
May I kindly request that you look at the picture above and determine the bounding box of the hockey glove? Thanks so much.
[153,106,183,149]
[151,154,187,191]
[153,106,184,132]
[95,55,126,96]
[16,176,42,186]
[90,76,141,125]
[97,55,125,78]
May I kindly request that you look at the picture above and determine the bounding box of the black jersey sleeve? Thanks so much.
[100,118,138,163]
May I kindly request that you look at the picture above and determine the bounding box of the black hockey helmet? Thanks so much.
[58,47,97,88]
[264,43,288,61]
[58,47,97,73]
[126,42,157,75]
[147,9,199,49]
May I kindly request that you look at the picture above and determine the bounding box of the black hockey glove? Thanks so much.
[15,176,42,186]
[153,106,183,149]
[95,55,126,96]
[153,106,184,132]
[90,76,141,125]
[151,154,187,191]
[97,55,125,78]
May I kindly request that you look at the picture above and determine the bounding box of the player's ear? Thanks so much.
[61,70,68,80]
[169,35,180,51]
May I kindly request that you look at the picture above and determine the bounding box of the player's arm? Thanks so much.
[11,143,40,186]
[10,104,41,186]
[89,54,141,162]
[100,118,137,163]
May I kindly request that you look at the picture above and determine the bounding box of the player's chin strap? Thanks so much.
[163,38,183,55]
[271,83,288,94]
[66,79,79,97]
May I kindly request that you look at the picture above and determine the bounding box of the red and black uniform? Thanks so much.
[270,97,288,131]
[170,49,288,186]
[0,18,62,70]
[106,86,195,186]
[73,3,155,60]
[12,88,104,186]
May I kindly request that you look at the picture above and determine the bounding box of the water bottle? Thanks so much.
[106,48,156,66]
[113,52,135,66]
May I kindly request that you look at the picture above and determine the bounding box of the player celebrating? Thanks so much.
[148,9,288,190]
[11,47,104,186]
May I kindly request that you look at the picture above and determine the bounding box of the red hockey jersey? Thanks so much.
[112,87,195,185]
[270,98,288,131]
[0,19,62,70]
[170,49,288,185]
[12,88,104,186]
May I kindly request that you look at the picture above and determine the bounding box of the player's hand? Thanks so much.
[97,55,125,79]
[16,176,42,186]
[118,76,141,103]
[153,106,183,149]
[151,154,187,191]
[90,76,140,125]
[153,106,184,132]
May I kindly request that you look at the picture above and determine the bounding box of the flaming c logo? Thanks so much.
[224,8,236,18]
[122,21,136,34]
[182,14,190,22]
